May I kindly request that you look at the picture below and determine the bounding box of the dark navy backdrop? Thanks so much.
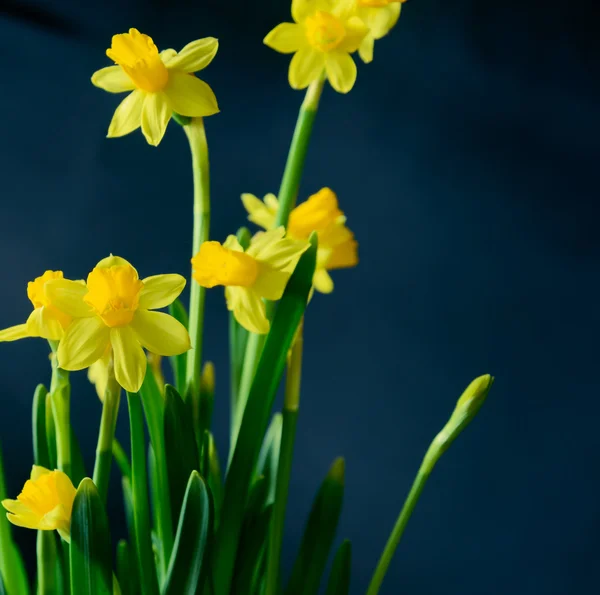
[1,0,599,593]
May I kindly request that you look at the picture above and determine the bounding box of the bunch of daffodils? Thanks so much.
[0,2,494,594]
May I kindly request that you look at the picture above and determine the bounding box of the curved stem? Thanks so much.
[92,364,121,504]
[184,117,211,402]
[49,341,71,478]
[265,324,303,595]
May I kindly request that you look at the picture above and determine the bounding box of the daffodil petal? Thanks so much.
[58,317,110,371]
[31,465,51,481]
[289,47,325,90]
[160,48,177,62]
[325,51,357,94]
[337,17,369,53]
[91,65,136,93]
[0,323,29,342]
[107,90,145,138]
[110,326,147,393]
[55,472,77,508]
[166,38,219,73]
[2,501,42,529]
[130,310,191,356]
[252,264,290,300]
[95,255,135,269]
[359,34,375,64]
[38,505,66,531]
[264,193,280,211]
[291,0,312,23]
[331,0,356,19]
[223,235,245,252]
[138,274,186,310]
[313,268,334,293]
[225,287,270,334]
[241,193,277,230]
[164,71,219,118]
[264,23,305,54]
[364,4,402,39]
[44,279,91,318]
[141,92,171,147]
[26,308,63,341]
[247,227,310,271]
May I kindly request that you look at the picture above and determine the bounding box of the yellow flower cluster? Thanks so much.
[264,0,407,93]
[0,256,190,393]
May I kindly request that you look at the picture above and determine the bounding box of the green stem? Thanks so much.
[49,341,71,478]
[366,444,442,595]
[231,78,324,460]
[184,117,211,402]
[127,392,159,595]
[92,365,121,504]
[265,325,304,595]
[112,439,132,481]
[36,531,56,595]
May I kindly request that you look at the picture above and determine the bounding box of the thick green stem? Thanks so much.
[49,341,71,478]
[184,117,211,402]
[366,444,442,595]
[36,531,57,595]
[92,365,121,504]
[127,392,159,595]
[231,79,324,459]
[265,325,304,595]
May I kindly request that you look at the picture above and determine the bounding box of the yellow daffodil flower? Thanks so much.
[0,271,77,343]
[2,466,76,543]
[192,228,310,334]
[241,188,358,293]
[44,255,191,393]
[87,348,112,401]
[92,28,219,146]
[264,0,369,93]
[354,0,406,63]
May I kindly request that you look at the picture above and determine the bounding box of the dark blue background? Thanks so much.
[1,0,599,593]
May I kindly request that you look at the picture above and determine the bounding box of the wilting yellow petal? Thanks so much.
[0,324,29,342]
[91,65,136,93]
[26,308,63,341]
[130,310,191,356]
[313,268,335,293]
[141,92,171,146]
[165,38,219,73]
[264,23,306,54]
[44,279,91,318]
[225,287,270,334]
[110,326,147,392]
[58,317,110,371]
[325,51,357,93]
[289,47,325,90]
[164,71,219,118]
[138,274,186,310]
[108,90,145,138]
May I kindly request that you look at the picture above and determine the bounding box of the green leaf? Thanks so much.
[286,458,345,595]
[32,384,50,468]
[127,392,160,595]
[162,471,211,595]
[0,442,31,595]
[70,427,87,487]
[168,299,189,394]
[116,540,134,595]
[139,372,173,571]
[164,384,200,528]
[255,413,283,506]
[214,235,317,594]
[69,478,112,595]
[45,392,58,471]
[325,540,351,595]
[37,530,57,595]
[202,431,222,529]
[121,478,140,593]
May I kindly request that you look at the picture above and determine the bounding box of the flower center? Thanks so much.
[84,264,144,327]
[288,188,344,239]
[305,11,346,52]
[106,28,169,92]
[192,242,259,288]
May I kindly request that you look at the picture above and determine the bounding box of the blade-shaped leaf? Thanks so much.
[286,458,345,595]
[162,471,211,595]
[32,384,50,468]
[325,540,351,595]
[45,393,57,471]
[168,299,188,394]
[69,478,112,595]
[255,413,283,506]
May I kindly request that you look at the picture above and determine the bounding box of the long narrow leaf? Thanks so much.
[45,392,57,471]
[286,458,345,595]
[32,384,50,468]
[70,427,87,487]
[255,413,283,506]
[168,299,188,394]
[69,478,112,595]
[162,471,211,595]
[325,540,351,595]
[214,235,317,593]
